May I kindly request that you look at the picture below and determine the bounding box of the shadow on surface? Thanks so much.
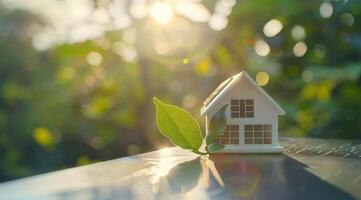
[208,154,356,200]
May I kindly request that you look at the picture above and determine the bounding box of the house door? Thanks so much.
[244,124,272,144]
[215,125,239,145]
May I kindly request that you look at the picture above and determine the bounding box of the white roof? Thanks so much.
[200,71,286,116]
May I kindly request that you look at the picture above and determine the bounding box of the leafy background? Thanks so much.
[0,0,360,182]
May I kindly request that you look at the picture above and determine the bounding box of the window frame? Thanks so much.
[216,125,239,145]
[244,124,272,144]
[230,99,254,118]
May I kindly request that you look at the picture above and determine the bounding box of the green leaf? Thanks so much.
[207,143,225,153]
[153,97,202,151]
[206,105,228,145]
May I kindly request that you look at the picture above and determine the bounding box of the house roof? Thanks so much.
[200,71,286,116]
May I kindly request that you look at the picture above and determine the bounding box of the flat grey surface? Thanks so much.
[0,137,360,200]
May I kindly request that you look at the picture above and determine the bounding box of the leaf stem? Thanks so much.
[192,150,209,155]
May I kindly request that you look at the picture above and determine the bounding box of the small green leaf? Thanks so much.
[206,105,228,145]
[207,143,225,153]
[153,97,202,151]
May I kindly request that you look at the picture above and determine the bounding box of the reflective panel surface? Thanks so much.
[0,138,360,200]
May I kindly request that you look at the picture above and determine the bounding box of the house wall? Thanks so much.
[205,78,280,148]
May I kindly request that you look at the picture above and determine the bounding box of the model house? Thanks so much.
[201,71,285,153]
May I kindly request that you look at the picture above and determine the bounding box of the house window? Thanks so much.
[215,125,239,145]
[244,124,272,144]
[231,99,254,118]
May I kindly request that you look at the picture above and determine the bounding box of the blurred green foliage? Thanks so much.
[0,0,360,182]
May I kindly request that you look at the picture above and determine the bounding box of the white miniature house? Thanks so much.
[201,71,285,153]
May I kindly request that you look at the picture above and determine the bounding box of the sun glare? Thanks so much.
[150,1,174,24]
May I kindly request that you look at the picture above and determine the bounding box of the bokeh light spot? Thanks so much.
[293,41,307,57]
[256,71,270,86]
[86,51,103,66]
[82,96,114,119]
[320,2,333,18]
[341,13,354,26]
[291,25,306,41]
[263,19,283,37]
[33,127,54,148]
[150,1,174,24]
[57,66,75,82]
[113,42,137,63]
[215,0,233,16]
[317,80,333,102]
[194,59,212,77]
[182,58,189,64]
[302,70,313,82]
[129,3,148,19]
[209,14,228,31]
[302,84,317,100]
[175,1,211,22]
[182,95,197,109]
[254,39,270,56]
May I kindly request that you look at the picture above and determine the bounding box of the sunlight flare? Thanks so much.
[150,1,174,24]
